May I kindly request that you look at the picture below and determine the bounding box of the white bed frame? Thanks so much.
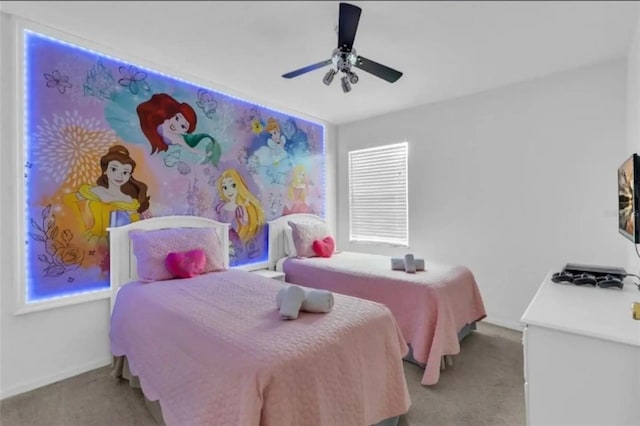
[267,213,327,270]
[108,215,230,314]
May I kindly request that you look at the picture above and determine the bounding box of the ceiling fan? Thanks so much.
[281,2,403,92]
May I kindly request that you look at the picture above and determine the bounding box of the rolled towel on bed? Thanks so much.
[278,285,306,320]
[391,258,405,271]
[301,289,334,313]
[277,286,334,314]
[391,256,425,272]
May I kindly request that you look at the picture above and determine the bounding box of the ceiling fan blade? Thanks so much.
[282,59,333,79]
[338,2,362,51]
[354,56,403,83]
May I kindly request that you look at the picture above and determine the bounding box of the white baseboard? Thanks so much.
[0,356,112,400]
[483,316,525,332]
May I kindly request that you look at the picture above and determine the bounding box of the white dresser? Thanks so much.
[521,272,640,426]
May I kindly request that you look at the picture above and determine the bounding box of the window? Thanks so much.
[348,142,408,246]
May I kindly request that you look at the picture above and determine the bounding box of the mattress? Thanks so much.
[279,252,487,385]
[110,269,411,426]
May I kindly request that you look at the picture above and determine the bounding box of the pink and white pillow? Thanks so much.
[129,227,225,282]
[288,220,335,258]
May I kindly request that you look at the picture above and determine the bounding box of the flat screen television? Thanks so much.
[618,153,640,243]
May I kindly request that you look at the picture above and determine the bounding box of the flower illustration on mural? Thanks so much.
[34,111,120,187]
[44,70,72,94]
[251,119,264,134]
[117,65,150,95]
[31,204,84,277]
[196,89,217,119]
[236,107,262,132]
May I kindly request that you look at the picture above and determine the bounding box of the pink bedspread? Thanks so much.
[282,252,487,385]
[110,269,411,426]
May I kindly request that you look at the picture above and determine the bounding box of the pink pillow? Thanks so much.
[312,236,335,258]
[288,220,333,258]
[129,227,225,282]
[165,249,206,279]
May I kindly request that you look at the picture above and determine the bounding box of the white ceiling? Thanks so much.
[1,1,638,124]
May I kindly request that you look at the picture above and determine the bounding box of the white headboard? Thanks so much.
[267,213,327,270]
[108,215,230,313]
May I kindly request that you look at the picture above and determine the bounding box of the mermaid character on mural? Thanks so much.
[136,93,222,168]
[283,164,314,215]
[215,168,265,249]
[64,145,150,241]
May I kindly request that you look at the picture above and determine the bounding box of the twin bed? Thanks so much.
[268,214,487,386]
[108,216,410,426]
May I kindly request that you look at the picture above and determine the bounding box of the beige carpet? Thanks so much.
[0,322,524,426]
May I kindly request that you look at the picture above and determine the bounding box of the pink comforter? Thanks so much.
[282,252,487,385]
[110,269,411,426]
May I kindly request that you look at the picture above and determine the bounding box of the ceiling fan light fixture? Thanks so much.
[341,75,352,93]
[323,69,337,86]
[281,3,403,89]
[347,70,359,84]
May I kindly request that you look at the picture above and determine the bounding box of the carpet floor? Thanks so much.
[1,322,524,426]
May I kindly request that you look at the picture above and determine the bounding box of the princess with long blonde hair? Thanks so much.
[215,168,265,243]
[283,164,313,215]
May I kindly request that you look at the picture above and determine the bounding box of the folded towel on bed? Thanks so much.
[276,286,334,315]
[391,257,425,272]
[278,285,306,320]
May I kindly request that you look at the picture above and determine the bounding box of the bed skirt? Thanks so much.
[111,356,400,426]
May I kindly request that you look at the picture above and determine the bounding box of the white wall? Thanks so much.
[626,9,640,273]
[624,12,640,406]
[337,60,628,329]
[0,12,337,399]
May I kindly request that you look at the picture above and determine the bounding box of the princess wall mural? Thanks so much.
[23,31,325,302]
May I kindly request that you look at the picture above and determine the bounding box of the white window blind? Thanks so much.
[348,142,408,246]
